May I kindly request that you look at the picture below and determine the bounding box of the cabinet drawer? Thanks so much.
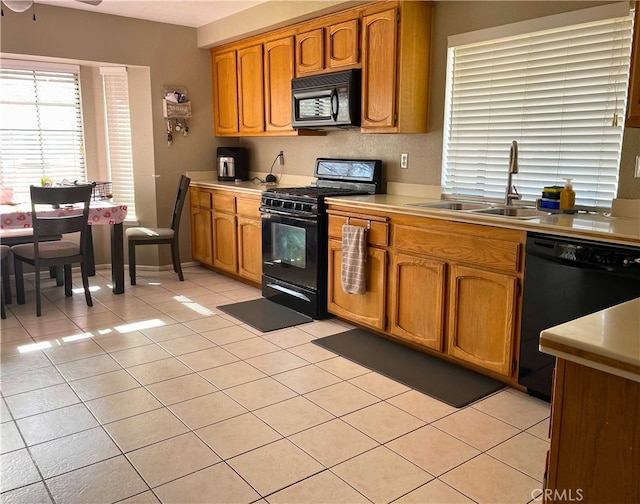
[328,214,389,247]
[394,225,521,273]
[212,194,236,212]
[236,197,261,218]
[191,189,212,209]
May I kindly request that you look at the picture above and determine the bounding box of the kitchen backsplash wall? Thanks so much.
[237,132,441,186]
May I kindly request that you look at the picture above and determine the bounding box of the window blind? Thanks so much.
[442,13,634,208]
[101,67,136,219]
[0,60,86,203]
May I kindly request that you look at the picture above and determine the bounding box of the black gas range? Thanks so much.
[260,158,384,319]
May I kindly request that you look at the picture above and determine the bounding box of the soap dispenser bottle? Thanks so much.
[560,178,575,211]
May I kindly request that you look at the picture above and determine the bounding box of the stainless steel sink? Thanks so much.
[407,201,493,211]
[471,207,551,219]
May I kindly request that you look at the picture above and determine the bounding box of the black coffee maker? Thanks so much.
[217,147,249,181]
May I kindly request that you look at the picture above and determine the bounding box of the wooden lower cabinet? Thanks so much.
[388,252,445,351]
[546,358,640,503]
[237,216,262,283]
[190,206,213,266]
[212,211,237,273]
[190,187,214,266]
[190,187,262,284]
[325,205,524,380]
[447,264,517,376]
[327,238,387,331]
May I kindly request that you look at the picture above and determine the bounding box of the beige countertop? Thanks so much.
[324,194,640,247]
[190,179,640,246]
[190,178,275,196]
[539,298,640,382]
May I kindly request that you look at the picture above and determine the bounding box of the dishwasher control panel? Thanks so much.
[530,236,640,271]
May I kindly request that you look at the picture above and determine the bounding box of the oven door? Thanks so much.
[261,209,319,290]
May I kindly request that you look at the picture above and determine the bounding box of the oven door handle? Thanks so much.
[264,259,283,266]
[260,207,317,221]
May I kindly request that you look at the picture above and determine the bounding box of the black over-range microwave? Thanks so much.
[291,69,361,129]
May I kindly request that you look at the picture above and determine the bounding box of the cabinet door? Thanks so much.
[264,36,295,132]
[296,28,324,77]
[237,44,264,133]
[389,253,445,351]
[326,16,359,71]
[190,206,213,266]
[361,8,397,130]
[626,3,640,127]
[327,238,387,331]
[237,216,262,283]
[212,211,237,273]
[212,50,239,135]
[447,264,517,376]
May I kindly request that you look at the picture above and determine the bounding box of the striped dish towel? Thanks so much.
[341,224,367,295]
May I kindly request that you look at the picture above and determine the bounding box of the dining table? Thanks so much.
[0,201,128,294]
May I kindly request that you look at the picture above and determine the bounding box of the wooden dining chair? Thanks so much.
[1,245,10,319]
[126,175,191,285]
[12,184,94,317]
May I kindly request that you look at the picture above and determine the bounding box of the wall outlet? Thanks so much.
[635,155,640,178]
[400,152,409,169]
[279,151,284,165]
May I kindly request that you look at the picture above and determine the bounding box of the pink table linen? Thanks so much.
[1,203,128,229]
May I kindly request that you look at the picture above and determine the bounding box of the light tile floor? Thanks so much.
[1,267,551,504]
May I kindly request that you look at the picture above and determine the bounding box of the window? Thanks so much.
[0,60,86,203]
[442,7,634,208]
[101,67,136,219]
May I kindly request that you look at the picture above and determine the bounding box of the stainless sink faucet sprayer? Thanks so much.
[505,140,521,206]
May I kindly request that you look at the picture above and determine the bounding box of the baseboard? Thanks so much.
[127,262,198,272]
[13,262,199,279]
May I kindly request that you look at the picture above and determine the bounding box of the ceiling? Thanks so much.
[33,0,270,28]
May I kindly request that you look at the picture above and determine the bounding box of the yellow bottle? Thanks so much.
[560,178,575,211]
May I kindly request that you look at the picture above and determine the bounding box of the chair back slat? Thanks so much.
[31,185,93,206]
[34,215,86,236]
[170,175,191,232]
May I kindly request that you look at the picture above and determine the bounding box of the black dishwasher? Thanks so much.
[519,233,640,401]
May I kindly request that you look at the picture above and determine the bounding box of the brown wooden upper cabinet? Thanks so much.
[361,1,433,133]
[264,36,295,132]
[211,50,239,135]
[326,14,360,71]
[626,2,639,127]
[211,1,433,136]
[295,27,325,77]
[211,32,298,136]
[295,12,360,77]
[237,44,265,134]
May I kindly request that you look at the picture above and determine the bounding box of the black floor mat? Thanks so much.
[218,298,312,332]
[313,329,504,408]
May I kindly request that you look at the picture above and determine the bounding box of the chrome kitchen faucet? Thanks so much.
[505,140,521,206]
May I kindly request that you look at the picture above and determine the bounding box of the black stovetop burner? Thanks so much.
[261,158,383,216]
[265,185,367,199]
